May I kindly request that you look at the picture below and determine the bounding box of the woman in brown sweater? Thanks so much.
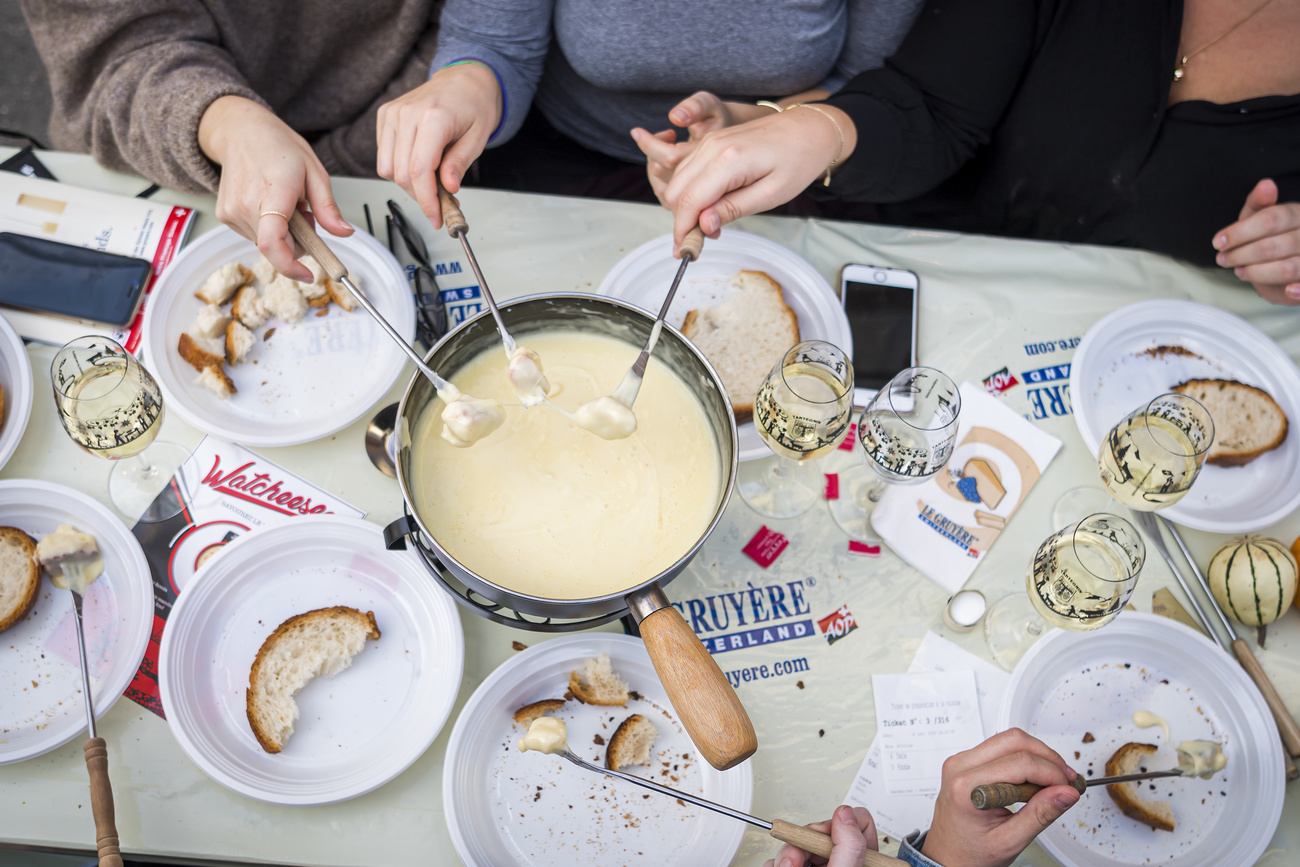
[20,0,443,282]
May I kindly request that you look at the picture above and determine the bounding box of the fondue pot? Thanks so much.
[384,294,756,770]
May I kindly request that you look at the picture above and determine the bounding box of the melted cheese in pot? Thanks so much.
[411,330,721,600]
[517,716,568,754]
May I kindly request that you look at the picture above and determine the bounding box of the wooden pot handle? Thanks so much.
[286,211,347,280]
[1231,638,1300,757]
[84,737,123,867]
[636,605,756,770]
[769,819,907,865]
[436,178,469,237]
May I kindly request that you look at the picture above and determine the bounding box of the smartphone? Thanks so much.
[0,232,152,327]
[840,264,919,406]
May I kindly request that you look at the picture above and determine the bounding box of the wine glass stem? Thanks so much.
[860,477,888,506]
[767,457,799,488]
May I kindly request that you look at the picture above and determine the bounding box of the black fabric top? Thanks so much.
[824,0,1300,266]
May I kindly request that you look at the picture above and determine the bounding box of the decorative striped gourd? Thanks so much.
[1206,535,1297,629]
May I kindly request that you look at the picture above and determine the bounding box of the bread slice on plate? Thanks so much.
[606,713,658,770]
[177,332,226,371]
[195,262,253,305]
[568,652,629,706]
[1171,378,1288,466]
[0,526,40,633]
[680,270,800,424]
[513,698,567,728]
[246,606,380,754]
[1105,742,1174,831]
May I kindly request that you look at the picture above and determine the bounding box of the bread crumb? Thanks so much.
[1083,732,1095,743]
[512,641,527,651]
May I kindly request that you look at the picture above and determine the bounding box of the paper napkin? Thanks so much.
[870,382,1062,594]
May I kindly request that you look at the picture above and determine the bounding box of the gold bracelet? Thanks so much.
[788,104,844,186]
[756,100,784,113]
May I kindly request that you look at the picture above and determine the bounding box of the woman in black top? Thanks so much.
[636,0,1300,305]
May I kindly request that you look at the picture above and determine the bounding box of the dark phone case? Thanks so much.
[0,232,152,327]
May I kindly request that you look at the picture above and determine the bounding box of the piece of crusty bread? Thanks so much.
[513,698,567,728]
[568,652,629,706]
[326,276,358,312]
[262,276,309,323]
[1171,378,1288,467]
[246,606,380,754]
[226,320,256,365]
[680,270,800,424]
[0,527,40,633]
[195,262,253,305]
[231,285,267,330]
[195,366,236,399]
[252,255,278,288]
[192,303,230,339]
[1106,742,1174,832]
[178,332,226,371]
[606,713,657,770]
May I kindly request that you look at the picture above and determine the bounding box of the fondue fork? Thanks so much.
[549,748,905,866]
[287,213,456,393]
[971,769,1186,809]
[608,226,705,409]
[435,181,519,356]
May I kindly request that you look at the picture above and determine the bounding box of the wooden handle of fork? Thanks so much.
[436,178,469,237]
[1232,637,1300,757]
[769,819,907,865]
[84,737,123,867]
[678,226,705,261]
[287,211,347,280]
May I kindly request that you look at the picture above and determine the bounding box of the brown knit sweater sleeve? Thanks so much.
[20,0,270,194]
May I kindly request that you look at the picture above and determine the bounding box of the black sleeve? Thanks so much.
[824,0,1045,202]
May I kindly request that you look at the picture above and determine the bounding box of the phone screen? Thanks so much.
[844,280,916,391]
[0,232,151,327]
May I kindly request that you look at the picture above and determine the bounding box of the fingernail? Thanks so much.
[449,170,460,187]
[1216,253,1226,266]
[702,212,720,234]
[1214,234,1228,249]
[1235,267,1245,278]
[780,858,794,867]
[1287,284,1300,298]
[837,807,854,824]
[671,109,689,125]
[1055,792,1079,809]
[1066,766,1077,780]
[631,128,642,140]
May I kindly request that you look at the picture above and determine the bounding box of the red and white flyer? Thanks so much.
[126,436,364,716]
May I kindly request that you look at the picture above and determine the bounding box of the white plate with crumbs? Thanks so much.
[0,310,33,470]
[444,633,751,867]
[0,480,152,764]
[1069,299,1300,533]
[142,225,413,447]
[1001,612,1283,867]
[157,517,463,805]
[599,230,851,462]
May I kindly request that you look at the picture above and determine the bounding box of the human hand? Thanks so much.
[1214,179,1300,306]
[632,105,856,255]
[921,728,1080,867]
[199,96,351,283]
[762,805,877,867]
[376,62,502,228]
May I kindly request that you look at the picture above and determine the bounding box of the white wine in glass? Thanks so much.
[739,341,854,519]
[52,337,187,522]
[1098,393,1214,511]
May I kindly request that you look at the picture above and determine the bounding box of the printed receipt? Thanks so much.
[872,669,983,796]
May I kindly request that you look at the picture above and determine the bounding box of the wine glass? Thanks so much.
[51,337,188,522]
[737,341,854,519]
[985,513,1146,670]
[828,366,961,541]
[1050,393,1214,530]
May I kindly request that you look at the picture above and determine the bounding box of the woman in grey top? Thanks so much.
[377,0,922,227]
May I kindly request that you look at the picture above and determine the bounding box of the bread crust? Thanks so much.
[1171,378,1288,467]
[178,331,225,371]
[246,606,380,753]
[0,527,40,633]
[606,713,657,770]
[513,698,567,727]
[1105,742,1174,832]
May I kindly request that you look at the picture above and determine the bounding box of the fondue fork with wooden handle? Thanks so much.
[611,225,705,409]
[66,576,124,867]
[436,181,519,355]
[553,747,905,865]
[971,769,1191,809]
[287,212,456,393]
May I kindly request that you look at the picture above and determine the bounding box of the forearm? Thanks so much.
[20,0,264,194]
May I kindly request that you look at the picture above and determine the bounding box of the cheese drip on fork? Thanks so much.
[35,525,104,595]
[517,716,568,755]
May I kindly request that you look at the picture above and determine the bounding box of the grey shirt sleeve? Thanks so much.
[819,0,925,91]
[428,0,556,146]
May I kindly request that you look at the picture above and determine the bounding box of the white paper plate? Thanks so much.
[599,230,851,462]
[1000,612,1284,867]
[444,633,751,867]
[1069,299,1300,532]
[0,311,33,470]
[142,225,414,446]
[0,479,152,764]
[158,517,463,805]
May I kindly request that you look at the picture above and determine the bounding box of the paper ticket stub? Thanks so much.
[872,670,983,796]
